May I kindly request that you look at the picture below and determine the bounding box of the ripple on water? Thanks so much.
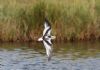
[0,42,100,70]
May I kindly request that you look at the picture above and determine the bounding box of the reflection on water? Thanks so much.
[0,42,100,70]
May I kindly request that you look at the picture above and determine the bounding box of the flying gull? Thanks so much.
[38,18,56,61]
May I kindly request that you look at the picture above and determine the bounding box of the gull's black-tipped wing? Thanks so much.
[42,18,53,60]
[43,39,52,61]
[43,19,51,36]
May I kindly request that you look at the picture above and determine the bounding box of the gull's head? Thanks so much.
[38,37,43,41]
[51,36,56,40]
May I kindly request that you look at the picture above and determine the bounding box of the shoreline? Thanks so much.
[0,37,100,43]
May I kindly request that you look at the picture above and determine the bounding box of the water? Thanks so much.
[0,42,100,70]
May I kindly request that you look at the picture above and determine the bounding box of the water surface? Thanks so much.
[0,42,100,70]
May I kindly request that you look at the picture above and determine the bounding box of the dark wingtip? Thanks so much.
[45,18,51,27]
[47,52,52,61]
[45,18,48,22]
[48,56,51,61]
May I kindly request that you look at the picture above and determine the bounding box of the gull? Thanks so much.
[38,18,56,61]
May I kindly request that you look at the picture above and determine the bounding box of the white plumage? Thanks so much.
[38,18,56,60]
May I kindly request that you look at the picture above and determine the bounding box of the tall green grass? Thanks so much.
[0,0,100,42]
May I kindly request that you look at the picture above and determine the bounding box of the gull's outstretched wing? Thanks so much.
[43,19,51,36]
[43,38,52,61]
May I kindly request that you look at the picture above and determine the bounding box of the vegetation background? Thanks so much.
[0,0,100,42]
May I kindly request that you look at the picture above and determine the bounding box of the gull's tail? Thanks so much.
[38,37,43,41]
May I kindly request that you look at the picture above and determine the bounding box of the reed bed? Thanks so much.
[0,0,100,42]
